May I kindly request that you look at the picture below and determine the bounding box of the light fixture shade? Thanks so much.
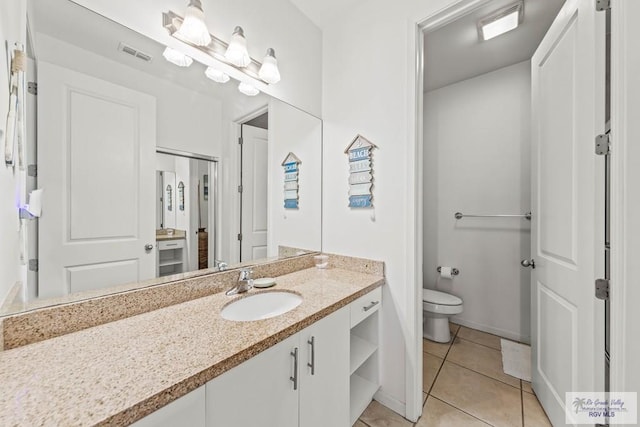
[225,26,251,68]
[478,1,523,41]
[162,47,193,67]
[176,0,212,46]
[205,67,230,83]
[238,82,260,96]
[258,48,281,84]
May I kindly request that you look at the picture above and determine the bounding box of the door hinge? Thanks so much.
[238,185,243,193]
[595,133,610,155]
[28,259,39,272]
[595,0,611,11]
[27,81,37,95]
[237,233,243,241]
[595,278,610,300]
[238,137,243,145]
[27,164,37,177]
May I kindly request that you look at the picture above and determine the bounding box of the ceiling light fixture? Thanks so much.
[175,0,211,46]
[225,26,251,68]
[238,82,260,96]
[162,47,193,67]
[478,1,524,41]
[258,48,281,84]
[205,67,230,83]
[163,12,282,85]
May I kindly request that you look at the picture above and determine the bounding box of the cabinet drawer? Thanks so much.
[350,287,382,327]
[158,239,185,250]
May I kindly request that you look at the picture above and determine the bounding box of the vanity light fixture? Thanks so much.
[478,1,524,41]
[175,0,211,46]
[205,67,230,83]
[163,11,282,85]
[224,26,251,68]
[162,46,193,67]
[238,82,260,96]
[258,48,281,84]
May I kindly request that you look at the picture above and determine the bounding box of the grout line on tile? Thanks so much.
[430,395,495,426]
[444,359,521,391]
[456,335,505,353]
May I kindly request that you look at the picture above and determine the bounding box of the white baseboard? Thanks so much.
[450,317,531,344]
[373,389,407,419]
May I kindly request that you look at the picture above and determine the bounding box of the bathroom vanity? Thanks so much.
[0,254,383,426]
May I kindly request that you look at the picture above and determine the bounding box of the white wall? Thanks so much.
[268,99,322,256]
[321,0,458,416]
[423,61,531,342]
[35,34,223,157]
[70,0,322,117]
[0,0,28,305]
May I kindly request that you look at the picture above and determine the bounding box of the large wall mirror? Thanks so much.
[5,0,322,314]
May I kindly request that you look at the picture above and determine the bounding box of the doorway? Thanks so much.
[238,112,269,263]
[414,0,606,424]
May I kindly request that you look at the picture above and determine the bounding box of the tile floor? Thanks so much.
[355,324,553,427]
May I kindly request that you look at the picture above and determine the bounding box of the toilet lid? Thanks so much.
[423,289,462,306]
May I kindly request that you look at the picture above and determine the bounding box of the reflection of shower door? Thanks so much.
[529,0,605,424]
[38,62,156,297]
[240,124,268,262]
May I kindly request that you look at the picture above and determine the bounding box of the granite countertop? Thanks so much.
[155,229,187,241]
[0,267,383,426]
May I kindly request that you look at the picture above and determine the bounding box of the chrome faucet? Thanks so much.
[225,268,254,296]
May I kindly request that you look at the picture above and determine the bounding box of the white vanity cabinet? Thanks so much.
[206,306,350,427]
[299,306,350,427]
[132,385,206,427]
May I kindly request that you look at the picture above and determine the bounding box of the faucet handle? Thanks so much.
[238,268,253,281]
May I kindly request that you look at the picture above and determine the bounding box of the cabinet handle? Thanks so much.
[307,336,315,375]
[363,301,379,312]
[165,243,178,247]
[290,347,298,390]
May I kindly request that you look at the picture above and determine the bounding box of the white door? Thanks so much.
[206,333,299,427]
[38,61,156,298]
[299,307,350,427]
[240,124,268,262]
[530,0,605,424]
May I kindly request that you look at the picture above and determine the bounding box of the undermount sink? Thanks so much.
[221,291,303,321]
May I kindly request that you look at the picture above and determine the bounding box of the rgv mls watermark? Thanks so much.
[565,392,637,424]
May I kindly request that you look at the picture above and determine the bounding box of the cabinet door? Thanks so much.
[132,385,205,427]
[206,334,299,427]
[299,307,350,427]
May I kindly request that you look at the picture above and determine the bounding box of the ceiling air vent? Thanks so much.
[118,42,153,62]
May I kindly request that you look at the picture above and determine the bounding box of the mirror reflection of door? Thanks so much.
[155,152,216,278]
[240,117,269,262]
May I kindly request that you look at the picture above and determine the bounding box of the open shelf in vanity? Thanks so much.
[349,287,381,425]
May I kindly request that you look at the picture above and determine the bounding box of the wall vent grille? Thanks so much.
[117,42,152,62]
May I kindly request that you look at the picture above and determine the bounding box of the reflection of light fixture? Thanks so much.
[478,1,524,41]
[225,26,250,68]
[238,82,259,96]
[258,48,281,84]
[163,12,284,85]
[162,47,193,67]
[205,67,230,83]
[175,0,211,46]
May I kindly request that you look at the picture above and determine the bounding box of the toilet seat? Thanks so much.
[423,289,462,306]
[422,289,463,315]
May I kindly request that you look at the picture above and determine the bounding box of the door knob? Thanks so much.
[521,259,535,269]
[145,244,154,252]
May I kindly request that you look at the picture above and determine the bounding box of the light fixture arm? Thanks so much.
[163,11,269,84]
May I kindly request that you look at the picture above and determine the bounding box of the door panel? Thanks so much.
[38,61,156,297]
[240,124,268,262]
[530,0,605,424]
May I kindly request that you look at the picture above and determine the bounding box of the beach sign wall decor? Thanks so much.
[345,134,377,208]
[282,152,301,209]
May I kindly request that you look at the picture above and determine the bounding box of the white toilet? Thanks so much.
[423,289,464,343]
